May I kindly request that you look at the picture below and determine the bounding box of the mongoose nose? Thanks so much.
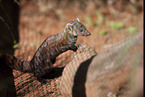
[87,32,91,36]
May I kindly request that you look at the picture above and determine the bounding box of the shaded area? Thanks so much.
[0,55,16,97]
[0,0,19,55]
[41,67,65,79]
[72,55,96,97]
[0,0,20,96]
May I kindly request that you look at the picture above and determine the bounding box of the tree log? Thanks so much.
[59,32,143,97]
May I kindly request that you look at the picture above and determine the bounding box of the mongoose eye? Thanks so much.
[80,28,84,32]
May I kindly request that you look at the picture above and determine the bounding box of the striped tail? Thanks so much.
[0,54,31,73]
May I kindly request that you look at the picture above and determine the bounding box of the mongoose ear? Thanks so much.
[68,26,73,31]
[77,18,80,22]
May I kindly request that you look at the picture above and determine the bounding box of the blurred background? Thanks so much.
[15,0,143,60]
[0,0,143,61]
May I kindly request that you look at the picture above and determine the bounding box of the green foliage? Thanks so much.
[29,42,34,47]
[110,22,124,29]
[13,40,18,49]
[127,27,137,34]
[100,30,108,35]
[85,16,94,25]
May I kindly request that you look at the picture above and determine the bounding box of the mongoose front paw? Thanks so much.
[39,79,50,85]
[71,46,78,52]
[68,44,78,52]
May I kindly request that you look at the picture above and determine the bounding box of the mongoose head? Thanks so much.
[65,19,91,36]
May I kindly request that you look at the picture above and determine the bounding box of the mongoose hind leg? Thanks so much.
[34,60,53,85]
[34,67,52,85]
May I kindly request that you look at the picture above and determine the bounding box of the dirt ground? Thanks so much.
[13,0,143,96]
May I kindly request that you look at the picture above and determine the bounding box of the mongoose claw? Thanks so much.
[39,79,50,85]
[44,81,50,85]
[35,76,50,85]
[71,46,78,52]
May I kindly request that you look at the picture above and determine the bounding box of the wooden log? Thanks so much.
[59,32,143,97]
